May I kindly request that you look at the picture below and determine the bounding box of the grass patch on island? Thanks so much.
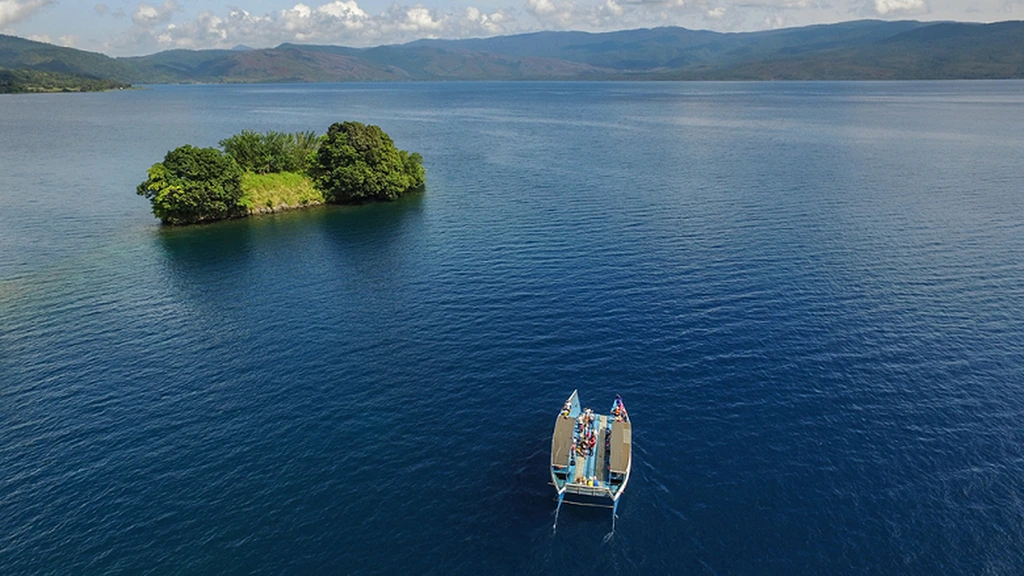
[240,171,324,211]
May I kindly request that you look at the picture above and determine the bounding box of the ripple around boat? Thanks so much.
[550,390,631,530]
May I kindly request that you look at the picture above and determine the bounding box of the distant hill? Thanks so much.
[0,35,139,81]
[2,20,1023,84]
[661,20,1024,79]
[406,20,931,70]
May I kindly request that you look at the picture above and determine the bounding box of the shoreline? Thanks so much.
[246,199,325,217]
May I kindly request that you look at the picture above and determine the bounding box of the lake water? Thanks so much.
[2,81,1024,574]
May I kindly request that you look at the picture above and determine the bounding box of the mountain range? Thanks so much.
[1,19,1022,84]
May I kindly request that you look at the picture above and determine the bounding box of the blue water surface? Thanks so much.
[2,81,1024,574]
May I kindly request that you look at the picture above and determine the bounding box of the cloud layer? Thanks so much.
[103,1,527,53]
[7,0,984,56]
[0,0,53,29]
[103,0,743,53]
[132,0,181,27]
[872,0,927,15]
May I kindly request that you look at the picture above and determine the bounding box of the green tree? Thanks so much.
[220,130,321,174]
[289,130,321,173]
[310,121,425,203]
[136,145,244,225]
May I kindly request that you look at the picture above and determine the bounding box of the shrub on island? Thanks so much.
[310,121,425,203]
[136,145,245,225]
[219,130,320,175]
[138,122,424,225]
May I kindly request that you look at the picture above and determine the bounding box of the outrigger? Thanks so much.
[550,390,631,531]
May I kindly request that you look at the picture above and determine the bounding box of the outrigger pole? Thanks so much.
[553,492,565,533]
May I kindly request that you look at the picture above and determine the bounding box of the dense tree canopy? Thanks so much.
[310,121,425,203]
[136,145,244,225]
[0,68,130,94]
[219,130,319,174]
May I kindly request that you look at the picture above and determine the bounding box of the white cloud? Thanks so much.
[132,0,180,27]
[398,6,443,31]
[107,0,524,53]
[464,6,509,33]
[728,0,819,10]
[524,0,665,27]
[525,0,569,20]
[320,0,368,20]
[100,0,751,55]
[872,0,927,14]
[600,0,625,18]
[95,0,943,55]
[623,0,705,8]
[0,0,53,28]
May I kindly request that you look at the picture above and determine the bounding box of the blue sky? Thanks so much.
[2,0,1021,56]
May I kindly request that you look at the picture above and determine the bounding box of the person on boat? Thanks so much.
[613,396,626,421]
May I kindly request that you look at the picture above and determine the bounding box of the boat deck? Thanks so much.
[553,410,630,500]
[594,416,608,480]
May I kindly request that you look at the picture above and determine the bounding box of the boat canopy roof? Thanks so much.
[610,420,632,474]
[551,416,575,467]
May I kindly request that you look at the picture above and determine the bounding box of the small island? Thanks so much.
[136,121,425,225]
[0,67,131,94]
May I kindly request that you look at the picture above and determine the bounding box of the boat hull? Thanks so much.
[550,391,631,529]
[550,391,630,504]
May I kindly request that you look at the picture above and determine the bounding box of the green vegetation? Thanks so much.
[219,130,319,174]
[311,122,425,203]
[136,145,244,225]
[137,123,424,225]
[0,67,129,94]
[241,171,324,211]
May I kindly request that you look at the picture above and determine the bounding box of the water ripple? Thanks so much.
[2,81,1024,574]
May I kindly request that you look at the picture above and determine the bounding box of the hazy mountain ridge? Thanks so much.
[1,20,1022,84]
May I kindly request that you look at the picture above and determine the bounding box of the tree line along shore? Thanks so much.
[136,122,425,225]
[0,67,131,94]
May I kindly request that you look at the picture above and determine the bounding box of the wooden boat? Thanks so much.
[550,390,631,529]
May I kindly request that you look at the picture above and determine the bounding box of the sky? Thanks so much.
[1,0,1021,56]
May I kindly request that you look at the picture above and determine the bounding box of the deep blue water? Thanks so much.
[2,81,1024,574]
